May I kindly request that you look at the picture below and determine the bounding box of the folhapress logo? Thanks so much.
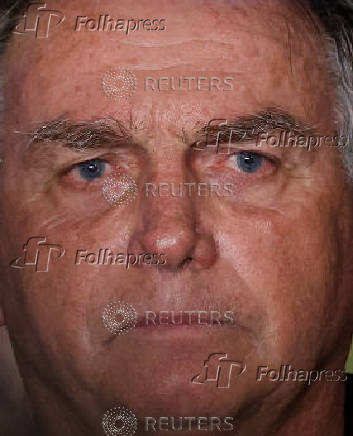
[192,353,246,388]
[10,236,65,272]
[13,2,65,39]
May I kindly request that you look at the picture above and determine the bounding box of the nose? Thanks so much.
[128,156,217,271]
[137,204,196,269]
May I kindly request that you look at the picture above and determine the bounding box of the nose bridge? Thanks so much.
[127,136,198,268]
[144,128,195,219]
[141,145,196,254]
[127,119,217,271]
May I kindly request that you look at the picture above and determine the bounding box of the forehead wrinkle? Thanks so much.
[120,37,255,48]
[9,12,315,82]
[115,36,303,72]
[5,2,328,131]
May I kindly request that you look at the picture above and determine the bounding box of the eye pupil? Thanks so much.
[236,152,263,173]
[88,163,98,172]
[79,159,105,181]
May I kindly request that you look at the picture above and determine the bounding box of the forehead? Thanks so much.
[4,0,333,132]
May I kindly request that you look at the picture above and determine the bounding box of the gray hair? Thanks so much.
[306,0,353,180]
[1,0,353,180]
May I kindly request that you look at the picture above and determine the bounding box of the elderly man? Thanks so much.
[0,0,352,435]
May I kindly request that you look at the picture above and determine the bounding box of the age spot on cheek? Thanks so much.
[101,171,138,207]
[102,68,137,100]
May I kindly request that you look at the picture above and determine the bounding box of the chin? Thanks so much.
[85,327,271,420]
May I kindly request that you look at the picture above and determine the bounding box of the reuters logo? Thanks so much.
[102,68,137,100]
[102,406,138,436]
[102,173,138,207]
[102,301,137,335]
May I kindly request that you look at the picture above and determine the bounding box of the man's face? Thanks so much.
[0,0,352,433]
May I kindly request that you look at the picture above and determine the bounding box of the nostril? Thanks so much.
[179,256,193,270]
[156,254,193,272]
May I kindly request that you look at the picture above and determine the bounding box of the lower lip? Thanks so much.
[132,322,234,341]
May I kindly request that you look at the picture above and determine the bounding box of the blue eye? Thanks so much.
[236,152,264,173]
[78,159,106,181]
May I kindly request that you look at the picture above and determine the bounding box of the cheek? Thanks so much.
[217,202,339,361]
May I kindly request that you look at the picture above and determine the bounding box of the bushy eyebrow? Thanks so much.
[19,108,316,154]
[195,108,314,143]
[22,118,132,151]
